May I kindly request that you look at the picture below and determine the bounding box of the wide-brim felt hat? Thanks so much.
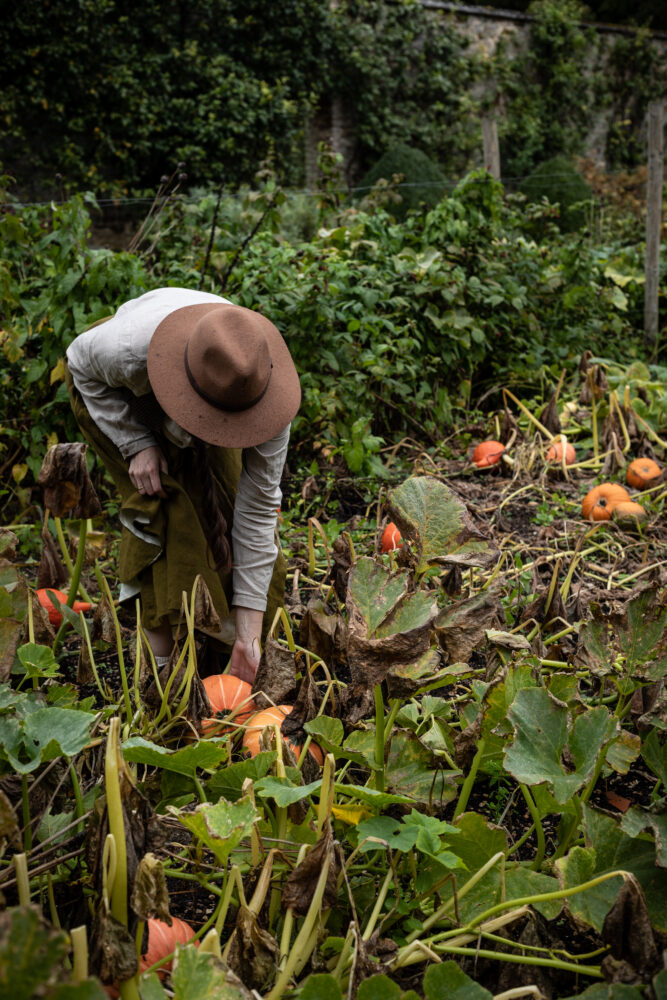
[147,302,301,448]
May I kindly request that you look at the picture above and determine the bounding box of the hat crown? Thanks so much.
[185,307,272,412]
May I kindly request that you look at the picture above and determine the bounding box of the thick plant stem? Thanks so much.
[373,684,385,792]
[53,518,88,654]
[70,762,85,835]
[14,852,31,907]
[266,853,332,1000]
[70,925,88,982]
[453,738,486,820]
[519,784,545,871]
[105,717,140,1000]
[21,776,32,852]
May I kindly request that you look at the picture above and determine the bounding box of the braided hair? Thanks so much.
[190,439,232,575]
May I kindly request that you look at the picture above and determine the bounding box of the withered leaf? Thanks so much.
[339,683,375,726]
[330,531,354,603]
[253,635,297,709]
[281,669,321,738]
[91,908,138,984]
[282,829,340,917]
[130,852,171,923]
[298,596,348,674]
[435,590,503,664]
[0,529,18,560]
[538,394,561,436]
[602,877,660,977]
[91,592,117,644]
[226,906,280,992]
[77,641,96,685]
[38,442,102,518]
[22,590,56,646]
[36,520,67,589]
[0,788,21,851]
[192,575,222,633]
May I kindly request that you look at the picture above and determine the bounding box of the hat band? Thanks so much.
[184,345,273,413]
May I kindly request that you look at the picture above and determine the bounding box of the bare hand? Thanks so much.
[128,446,168,497]
[228,607,264,684]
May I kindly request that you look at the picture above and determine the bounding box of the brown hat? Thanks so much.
[147,302,301,448]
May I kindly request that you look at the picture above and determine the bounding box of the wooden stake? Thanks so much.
[482,115,501,179]
[644,100,664,344]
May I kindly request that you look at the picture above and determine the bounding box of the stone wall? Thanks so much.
[306,2,667,185]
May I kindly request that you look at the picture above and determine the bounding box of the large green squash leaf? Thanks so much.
[388,476,497,574]
[503,688,618,804]
[170,795,259,867]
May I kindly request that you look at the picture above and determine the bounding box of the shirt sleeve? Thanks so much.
[66,319,158,460]
[231,424,290,612]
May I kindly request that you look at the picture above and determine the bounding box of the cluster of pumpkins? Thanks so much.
[201,673,324,765]
[470,439,661,527]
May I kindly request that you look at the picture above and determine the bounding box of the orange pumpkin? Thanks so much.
[242,704,324,765]
[36,588,91,626]
[381,522,402,553]
[612,501,648,528]
[200,674,256,735]
[545,440,576,465]
[626,458,662,490]
[141,916,196,972]
[581,483,630,521]
[105,916,196,995]
[472,440,505,468]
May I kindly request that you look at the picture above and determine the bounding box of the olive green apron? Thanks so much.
[64,346,286,641]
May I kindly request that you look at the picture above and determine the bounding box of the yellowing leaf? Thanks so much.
[46,432,58,449]
[331,804,371,825]
[11,464,28,485]
[50,358,66,384]
[604,265,644,287]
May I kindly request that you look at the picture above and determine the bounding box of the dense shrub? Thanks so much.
[352,145,448,220]
[1,168,654,493]
[518,155,593,231]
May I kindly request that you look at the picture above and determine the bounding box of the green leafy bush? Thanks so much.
[518,155,593,231]
[352,144,447,220]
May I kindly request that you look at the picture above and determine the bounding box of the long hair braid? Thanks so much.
[190,439,232,575]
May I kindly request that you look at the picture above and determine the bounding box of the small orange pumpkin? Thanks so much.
[626,458,662,490]
[545,440,576,465]
[36,588,91,626]
[581,483,630,521]
[472,440,505,468]
[612,501,648,528]
[381,522,402,553]
[200,674,256,735]
[105,916,197,995]
[141,916,196,972]
[242,704,324,765]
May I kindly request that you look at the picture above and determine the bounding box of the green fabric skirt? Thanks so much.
[64,363,286,641]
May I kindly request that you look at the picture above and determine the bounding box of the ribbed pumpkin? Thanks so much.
[104,916,196,996]
[141,916,196,972]
[381,522,402,553]
[612,501,648,528]
[242,704,324,765]
[200,674,256,735]
[472,440,505,468]
[36,588,91,626]
[581,483,630,521]
[626,457,662,490]
[545,440,576,465]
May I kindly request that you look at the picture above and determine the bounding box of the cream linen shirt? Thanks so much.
[66,287,289,613]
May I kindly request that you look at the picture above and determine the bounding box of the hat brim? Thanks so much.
[147,303,301,448]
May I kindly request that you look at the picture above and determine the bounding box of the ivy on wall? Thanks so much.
[0,0,664,198]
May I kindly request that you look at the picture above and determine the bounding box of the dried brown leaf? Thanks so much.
[253,635,297,709]
[226,906,280,992]
[602,877,660,978]
[281,829,340,917]
[38,442,102,518]
[36,521,67,590]
[130,852,171,923]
